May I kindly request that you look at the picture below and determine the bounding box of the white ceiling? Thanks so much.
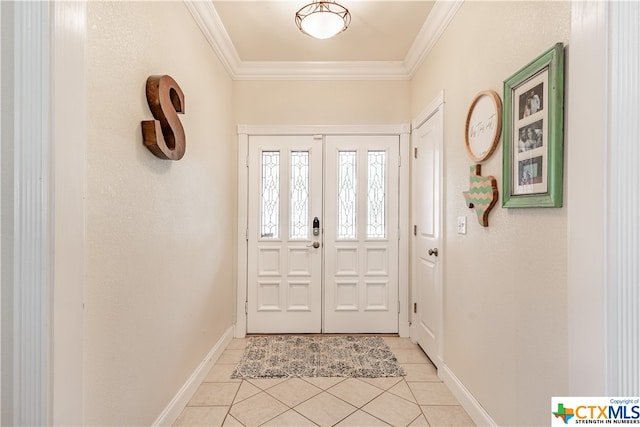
[185,0,463,80]
[213,1,434,62]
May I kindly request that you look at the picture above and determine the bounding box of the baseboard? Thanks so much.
[439,363,497,427]
[152,326,235,426]
[399,319,411,338]
[233,322,246,338]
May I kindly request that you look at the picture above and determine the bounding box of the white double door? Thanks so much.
[247,134,399,333]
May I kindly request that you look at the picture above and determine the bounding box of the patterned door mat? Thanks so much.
[231,335,405,379]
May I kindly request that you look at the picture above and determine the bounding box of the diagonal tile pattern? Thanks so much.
[174,337,476,427]
[326,378,383,408]
[295,391,357,426]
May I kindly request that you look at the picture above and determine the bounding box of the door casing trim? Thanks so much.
[235,124,411,337]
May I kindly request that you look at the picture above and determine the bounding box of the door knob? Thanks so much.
[428,248,438,256]
[307,241,320,249]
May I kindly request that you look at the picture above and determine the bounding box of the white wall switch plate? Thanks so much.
[457,215,467,234]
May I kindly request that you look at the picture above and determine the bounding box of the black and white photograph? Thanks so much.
[517,120,543,153]
[518,81,544,119]
[518,156,543,186]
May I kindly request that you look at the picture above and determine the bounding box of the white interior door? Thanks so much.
[247,134,399,334]
[324,135,399,333]
[412,107,443,367]
[247,135,323,333]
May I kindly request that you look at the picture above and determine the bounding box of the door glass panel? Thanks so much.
[261,151,280,239]
[367,150,386,239]
[290,151,309,239]
[337,151,357,239]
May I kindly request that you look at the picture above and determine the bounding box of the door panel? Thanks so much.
[412,109,443,367]
[247,136,322,333]
[324,135,399,333]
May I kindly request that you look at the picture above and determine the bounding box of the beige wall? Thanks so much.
[234,80,411,125]
[411,2,570,426]
[86,2,236,425]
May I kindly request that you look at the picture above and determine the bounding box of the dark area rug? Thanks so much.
[231,335,405,379]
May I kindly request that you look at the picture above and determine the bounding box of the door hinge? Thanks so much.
[413,302,417,313]
[398,155,402,167]
[245,301,248,315]
[398,301,401,314]
[413,225,417,236]
[414,147,418,158]
[245,229,249,241]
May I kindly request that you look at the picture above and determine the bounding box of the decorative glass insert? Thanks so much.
[337,151,357,239]
[290,151,310,239]
[367,150,386,238]
[261,151,280,239]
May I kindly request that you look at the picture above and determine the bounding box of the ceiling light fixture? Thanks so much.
[295,0,351,40]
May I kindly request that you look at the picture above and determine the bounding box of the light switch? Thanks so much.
[457,216,467,234]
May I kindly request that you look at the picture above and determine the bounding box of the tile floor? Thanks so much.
[174,337,476,427]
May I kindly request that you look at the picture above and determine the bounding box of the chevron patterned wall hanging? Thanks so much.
[462,164,499,227]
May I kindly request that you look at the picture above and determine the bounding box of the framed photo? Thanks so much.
[502,43,564,208]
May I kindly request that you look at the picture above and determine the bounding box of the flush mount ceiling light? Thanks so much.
[295,0,351,40]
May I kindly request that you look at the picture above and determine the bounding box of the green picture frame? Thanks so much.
[502,43,564,208]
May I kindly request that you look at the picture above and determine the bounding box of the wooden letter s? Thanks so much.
[141,75,186,160]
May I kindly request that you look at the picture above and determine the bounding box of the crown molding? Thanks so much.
[185,0,463,81]
[404,0,464,78]
[185,0,241,77]
[232,60,411,81]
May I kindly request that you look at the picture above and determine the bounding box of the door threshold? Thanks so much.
[245,333,400,337]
